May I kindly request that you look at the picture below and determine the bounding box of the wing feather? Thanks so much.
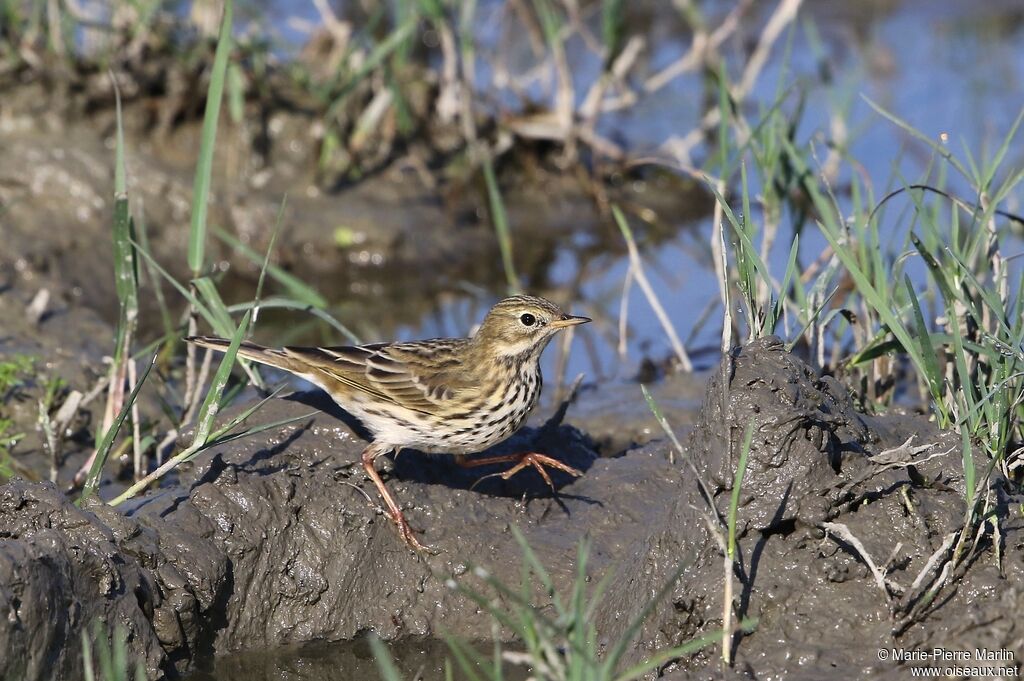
[281,340,475,415]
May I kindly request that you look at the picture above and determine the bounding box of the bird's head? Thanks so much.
[472,295,590,362]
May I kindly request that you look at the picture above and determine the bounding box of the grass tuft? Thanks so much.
[373,530,754,680]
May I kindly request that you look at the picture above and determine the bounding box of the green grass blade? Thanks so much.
[192,276,235,336]
[781,136,929,390]
[227,62,245,125]
[326,19,416,119]
[112,74,126,196]
[961,428,975,506]
[904,275,944,410]
[81,628,95,681]
[94,621,114,681]
[640,383,683,462]
[368,633,405,681]
[612,619,757,681]
[706,180,774,294]
[980,107,1024,190]
[212,225,327,308]
[509,525,557,603]
[130,237,218,328]
[79,356,155,504]
[728,422,754,560]
[190,309,251,448]
[443,635,487,681]
[111,200,137,356]
[112,625,127,681]
[202,412,317,451]
[482,157,519,294]
[600,559,692,677]
[225,297,360,343]
[909,232,958,304]
[188,0,234,276]
[209,385,289,438]
[601,0,625,69]
[863,96,971,184]
[252,198,287,325]
[774,234,800,333]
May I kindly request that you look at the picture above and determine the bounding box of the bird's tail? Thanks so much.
[185,336,301,373]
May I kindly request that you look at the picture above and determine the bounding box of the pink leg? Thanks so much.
[362,443,433,552]
[456,452,583,491]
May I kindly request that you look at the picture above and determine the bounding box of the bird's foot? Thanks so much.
[390,508,437,554]
[461,452,583,491]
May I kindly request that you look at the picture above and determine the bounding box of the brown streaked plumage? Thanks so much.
[187,295,590,551]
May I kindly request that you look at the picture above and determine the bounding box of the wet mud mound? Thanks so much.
[1,339,1021,679]
[670,337,1022,676]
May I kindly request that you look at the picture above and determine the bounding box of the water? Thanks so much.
[386,0,1024,385]
[186,637,531,681]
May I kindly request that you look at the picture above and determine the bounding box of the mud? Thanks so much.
[2,337,1021,680]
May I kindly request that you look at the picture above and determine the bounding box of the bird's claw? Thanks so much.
[391,510,437,554]
[469,452,583,492]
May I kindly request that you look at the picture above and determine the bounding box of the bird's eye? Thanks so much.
[520,313,536,327]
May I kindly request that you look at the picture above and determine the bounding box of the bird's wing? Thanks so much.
[282,340,474,415]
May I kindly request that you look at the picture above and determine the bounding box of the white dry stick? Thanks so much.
[79,374,110,408]
[154,429,178,467]
[39,401,59,483]
[46,0,66,57]
[75,332,133,486]
[54,391,83,432]
[550,34,576,161]
[458,1,478,150]
[663,0,803,167]
[621,231,693,371]
[910,531,958,591]
[710,177,731,356]
[44,389,83,482]
[579,35,645,121]
[129,358,144,480]
[182,349,215,428]
[312,0,350,39]
[735,0,803,98]
[882,542,904,571]
[26,288,49,325]
[645,0,752,93]
[723,551,734,665]
[182,313,200,412]
[821,521,901,596]
[350,87,394,152]
[435,21,461,125]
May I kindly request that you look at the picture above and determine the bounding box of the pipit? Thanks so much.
[188,295,590,551]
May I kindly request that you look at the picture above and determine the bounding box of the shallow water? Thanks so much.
[186,637,530,681]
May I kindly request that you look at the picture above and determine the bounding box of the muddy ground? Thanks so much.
[2,333,1021,680]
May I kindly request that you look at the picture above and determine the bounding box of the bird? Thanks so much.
[187,295,590,551]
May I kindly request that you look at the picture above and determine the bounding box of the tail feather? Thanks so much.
[185,336,299,373]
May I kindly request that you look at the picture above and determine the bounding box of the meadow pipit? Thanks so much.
[188,295,590,551]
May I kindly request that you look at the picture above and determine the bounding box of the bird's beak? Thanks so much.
[549,314,591,329]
